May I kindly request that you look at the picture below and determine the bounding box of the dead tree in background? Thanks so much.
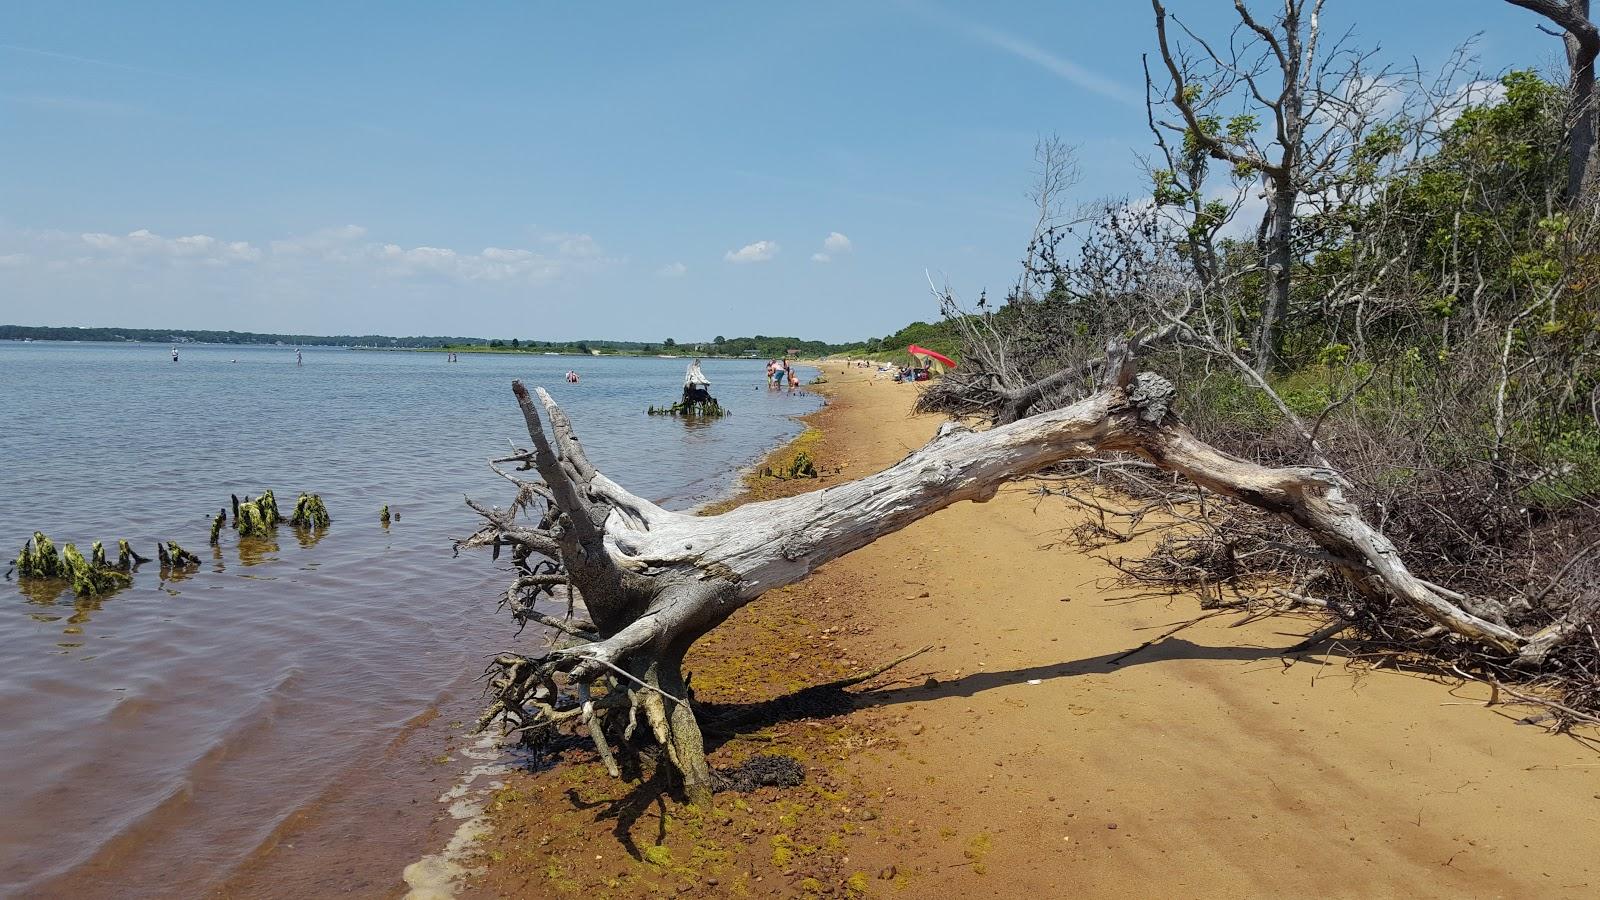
[1505,0,1600,203]
[1148,0,1403,372]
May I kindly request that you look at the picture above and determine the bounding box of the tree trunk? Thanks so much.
[468,354,1557,802]
[1254,183,1296,373]
[1565,8,1598,203]
[1505,0,1600,203]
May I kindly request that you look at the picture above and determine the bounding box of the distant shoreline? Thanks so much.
[1,325,862,358]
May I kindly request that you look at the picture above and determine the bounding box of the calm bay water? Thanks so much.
[0,342,820,897]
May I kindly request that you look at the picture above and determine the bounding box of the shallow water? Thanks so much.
[0,342,820,897]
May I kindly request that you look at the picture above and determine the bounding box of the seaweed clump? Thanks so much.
[786,451,817,478]
[712,754,806,793]
[761,451,819,480]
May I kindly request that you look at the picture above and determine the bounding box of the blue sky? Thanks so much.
[0,1,1561,342]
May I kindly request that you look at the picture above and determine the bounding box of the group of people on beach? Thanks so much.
[766,358,799,389]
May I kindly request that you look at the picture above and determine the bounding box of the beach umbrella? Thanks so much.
[907,344,956,373]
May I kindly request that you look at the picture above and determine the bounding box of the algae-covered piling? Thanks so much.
[235,490,284,538]
[15,532,62,579]
[157,541,201,569]
[14,532,134,597]
[62,543,132,596]
[290,493,331,531]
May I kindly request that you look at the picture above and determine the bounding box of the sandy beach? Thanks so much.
[469,361,1600,898]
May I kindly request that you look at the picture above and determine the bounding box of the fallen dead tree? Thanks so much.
[463,344,1573,805]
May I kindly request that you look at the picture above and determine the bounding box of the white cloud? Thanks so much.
[551,233,601,259]
[813,231,852,262]
[724,240,778,263]
[11,223,615,285]
[657,261,688,277]
[80,228,261,264]
[372,242,570,282]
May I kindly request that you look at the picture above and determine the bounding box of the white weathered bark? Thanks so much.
[584,371,1524,653]
[475,356,1541,804]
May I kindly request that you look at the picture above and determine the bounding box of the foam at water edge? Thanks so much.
[400,731,521,899]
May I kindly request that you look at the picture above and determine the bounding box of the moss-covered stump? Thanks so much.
[157,540,201,570]
[234,490,283,538]
[290,493,331,531]
[14,531,62,579]
[116,539,146,571]
[13,532,135,597]
[62,543,133,596]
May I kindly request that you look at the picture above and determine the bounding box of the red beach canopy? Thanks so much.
[907,344,956,370]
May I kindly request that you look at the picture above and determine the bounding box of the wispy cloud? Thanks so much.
[656,261,688,277]
[0,42,157,75]
[724,240,778,263]
[900,1,1138,107]
[1,93,141,115]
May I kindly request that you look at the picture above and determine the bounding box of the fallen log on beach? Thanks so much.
[461,341,1569,807]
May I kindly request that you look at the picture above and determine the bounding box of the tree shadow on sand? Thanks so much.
[557,635,1328,860]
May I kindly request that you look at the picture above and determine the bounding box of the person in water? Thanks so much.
[683,358,712,403]
[171,347,179,363]
[296,349,303,365]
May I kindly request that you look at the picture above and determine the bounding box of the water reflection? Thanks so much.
[236,535,281,566]
[17,577,70,607]
[13,572,134,637]
[292,524,329,549]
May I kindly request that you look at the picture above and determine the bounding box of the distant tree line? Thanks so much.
[0,325,880,356]
[445,334,866,357]
[0,324,484,347]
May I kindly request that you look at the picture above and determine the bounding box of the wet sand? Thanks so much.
[470,361,1600,898]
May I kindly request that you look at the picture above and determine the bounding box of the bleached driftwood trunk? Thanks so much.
[467,351,1553,805]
